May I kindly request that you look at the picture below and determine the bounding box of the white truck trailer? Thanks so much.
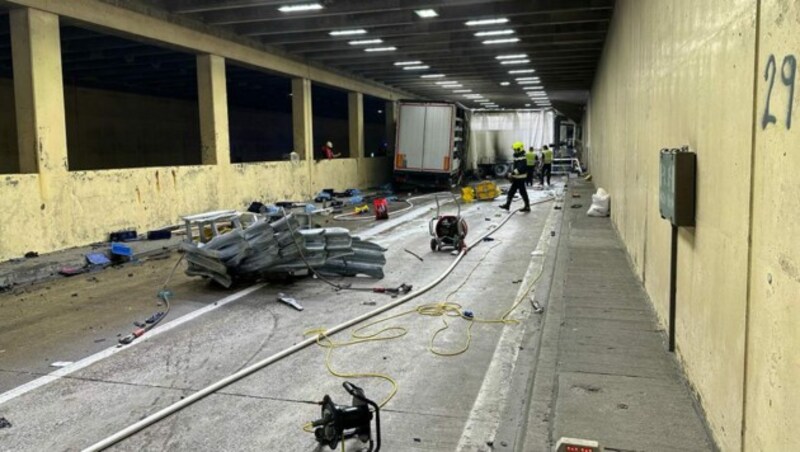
[393,101,469,188]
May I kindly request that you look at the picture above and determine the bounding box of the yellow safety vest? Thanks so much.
[542,149,553,164]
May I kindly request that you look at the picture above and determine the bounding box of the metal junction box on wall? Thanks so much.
[659,147,696,227]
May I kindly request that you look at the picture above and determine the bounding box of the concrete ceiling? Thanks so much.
[155,0,614,112]
[0,1,614,117]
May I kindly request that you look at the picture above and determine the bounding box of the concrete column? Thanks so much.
[385,100,397,155]
[348,92,364,158]
[196,54,230,165]
[10,8,68,175]
[291,78,313,160]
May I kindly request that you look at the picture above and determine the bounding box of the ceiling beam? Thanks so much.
[202,0,518,26]
[258,10,610,45]
[282,26,608,55]
[231,0,614,36]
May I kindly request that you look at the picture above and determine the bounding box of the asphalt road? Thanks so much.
[0,188,558,452]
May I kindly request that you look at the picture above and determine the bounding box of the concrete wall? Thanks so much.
[0,157,391,261]
[588,0,799,450]
[745,1,800,450]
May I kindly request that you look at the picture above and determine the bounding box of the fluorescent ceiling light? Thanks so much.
[394,61,422,66]
[525,104,531,107]
[442,84,463,88]
[364,46,397,52]
[329,29,367,36]
[435,81,459,85]
[509,69,536,74]
[475,29,515,37]
[518,80,541,84]
[278,3,323,13]
[415,9,438,18]
[421,74,445,78]
[496,54,527,60]
[350,39,383,45]
[500,59,530,65]
[464,94,484,98]
[523,86,544,90]
[466,18,509,26]
[402,65,429,70]
[483,38,520,45]
[452,89,472,93]
[500,81,510,86]
[515,77,540,81]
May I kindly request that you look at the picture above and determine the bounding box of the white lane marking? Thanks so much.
[0,283,266,406]
[456,205,559,451]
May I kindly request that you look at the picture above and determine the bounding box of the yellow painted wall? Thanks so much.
[745,1,800,449]
[0,157,391,261]
[587,1,758,449]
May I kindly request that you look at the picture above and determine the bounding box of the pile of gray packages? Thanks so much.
[182,214,387,287]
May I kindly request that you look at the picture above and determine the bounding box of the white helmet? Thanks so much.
[326,141,333,148]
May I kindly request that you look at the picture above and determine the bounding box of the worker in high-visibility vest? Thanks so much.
[540,144,554,187]
[525,146,538,187]
[499,141,531,212]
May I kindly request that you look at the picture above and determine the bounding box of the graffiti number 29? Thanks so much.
[762,54,796,130]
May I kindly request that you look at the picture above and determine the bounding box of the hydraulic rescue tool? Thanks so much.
[311,382,381,451]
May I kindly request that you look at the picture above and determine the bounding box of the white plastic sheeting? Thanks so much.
[468,110,554,169]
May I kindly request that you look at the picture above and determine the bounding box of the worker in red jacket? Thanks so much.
[321,141,341,159]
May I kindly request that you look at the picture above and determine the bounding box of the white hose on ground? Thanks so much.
[82,197,553,452]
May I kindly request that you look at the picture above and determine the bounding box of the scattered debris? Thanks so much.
[50,361,73,368]
[571,204,583,209]
[109,230,137,242]
[86,252,111,266]
[146,229,172,240]
[485,217,491,221]
[59,266,88,277]
[413,438,421,443]
[482,237,495,242]
[617,403,629,410]
[554,205,562,210]
[277,293,304,311]
[94,338,106,343]
[404,249,424,262]
[551,231,556,237]
[24,251,39,258]
[532,300,544,314]
[71,293,78,297]
[0,417,11,429]
[182,213,387,287]
[110,242,134,261]
[362,301,377,306]
[512,279,522,284]
[572,193,581,198]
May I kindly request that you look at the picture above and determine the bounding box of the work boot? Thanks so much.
[499,204,510,210]
[520,206,531,212]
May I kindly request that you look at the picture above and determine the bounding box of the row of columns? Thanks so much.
[10,7,397,176]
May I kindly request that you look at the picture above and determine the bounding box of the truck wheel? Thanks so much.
[493,164,510,177]
[431,239,438,251]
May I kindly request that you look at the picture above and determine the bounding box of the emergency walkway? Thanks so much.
[520,178,717,451]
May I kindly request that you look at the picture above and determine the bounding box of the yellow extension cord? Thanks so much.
[302,234,548,437]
